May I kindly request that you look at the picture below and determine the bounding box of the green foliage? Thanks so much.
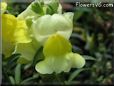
[31,2,44,15]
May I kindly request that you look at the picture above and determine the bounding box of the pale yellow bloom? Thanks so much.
[32,13,73,44]
[35,34,85,74]
[16,38,41,64]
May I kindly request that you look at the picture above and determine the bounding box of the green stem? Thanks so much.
[54,73,65,85]
[32,46,43,67]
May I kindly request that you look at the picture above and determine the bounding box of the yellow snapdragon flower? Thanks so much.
[16,13,74,64]
[2,14,31,58]
[35,34,85,74]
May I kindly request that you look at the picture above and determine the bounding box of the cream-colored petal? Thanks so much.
[32,13,73,44]
[67,53,85,68]
[35,56,71,74]
[17,2,37,20]
[15,39,41,64]
[35,59,53,74]
[1,2,7,14]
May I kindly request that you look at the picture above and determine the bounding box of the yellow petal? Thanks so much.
[2,14,17,43]
[2,40,15,58]
[35,56,71,74]
[14,20,31,43]
[2,14,31,57]
[2,14,16,57]
[15,38,41,64]
[1,2,7,14]
[43,34,72,57]
[67,53,85,68]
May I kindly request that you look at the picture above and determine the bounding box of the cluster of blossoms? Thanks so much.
[1,0,85,74]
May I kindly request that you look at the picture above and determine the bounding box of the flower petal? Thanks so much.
[1,2,7,14]
[2,14,32,57]
[15,39,41,64]
[35,56,71,74]
[2,40,15,58]
[2,14,17,57]
[2,14,17,42]
[67,53,85,68]
[17,2,38,20]
[14,20,31,43]
[35,34,73,74]
[32,13,73,44]
[43,34,72,57]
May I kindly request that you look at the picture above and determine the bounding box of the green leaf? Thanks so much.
[68,68,89,82]
[74,11,83,21]
[15,64,21,84]
[32,47,44,66]
[46,2,59,15]
[21,74,39,84]
[46,6,53,15]
[9,76,15,85]
[31,2,44,15]
[83,55,96,61]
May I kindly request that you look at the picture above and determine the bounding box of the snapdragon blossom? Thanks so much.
[1,2,31,58]
[35,34,85,74]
